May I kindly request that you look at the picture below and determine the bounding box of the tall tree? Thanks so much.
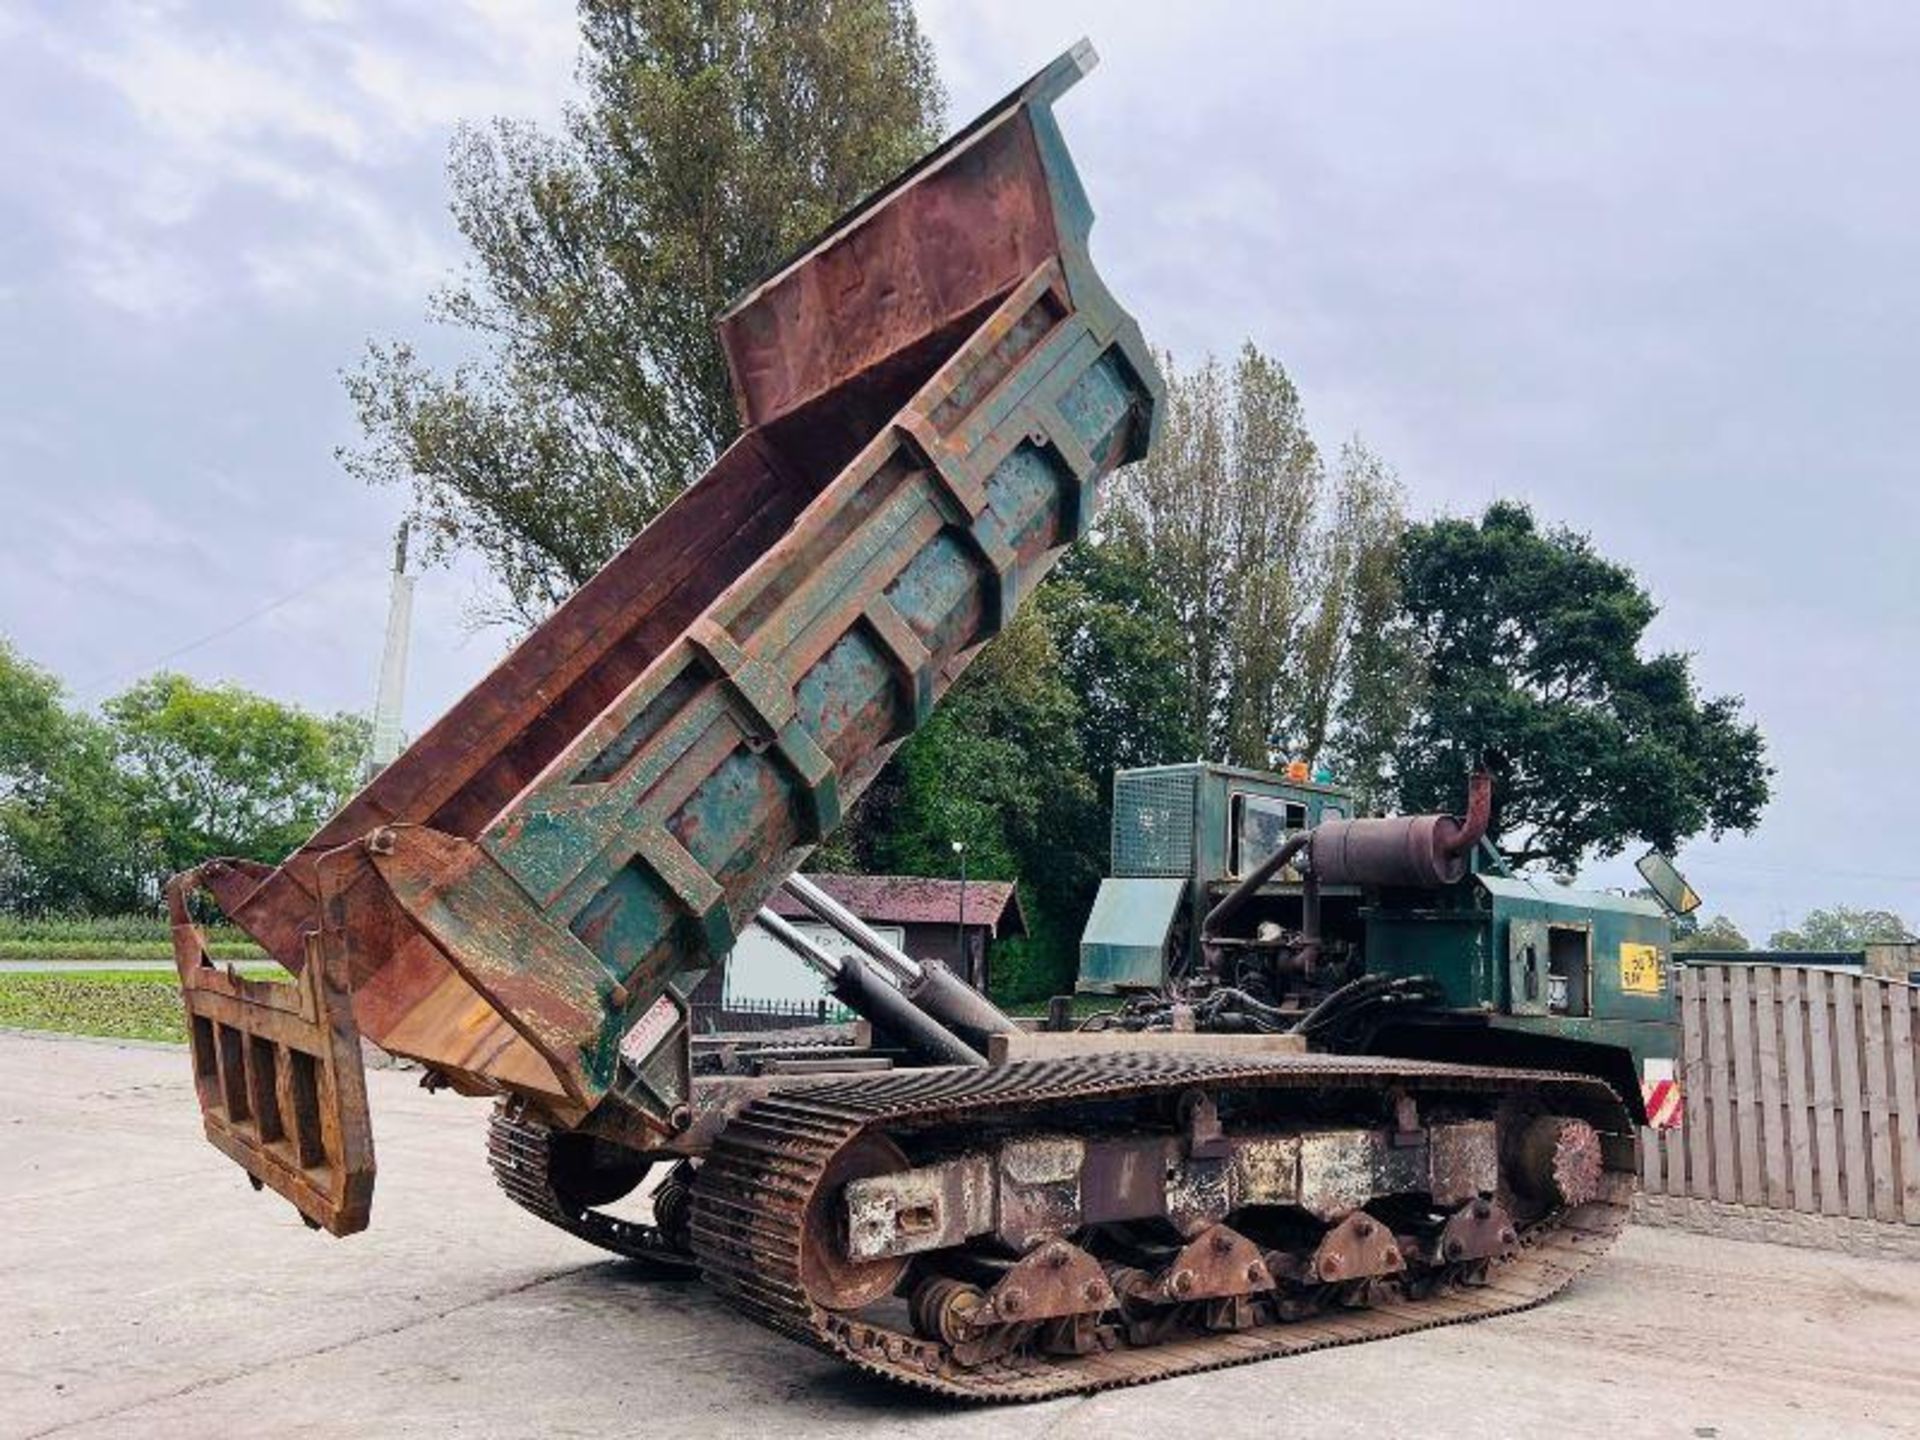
[105,675,369,887]
[1384,502,1771,868]
[1102,345,1406,772]
[345,0,945,623]
[1769,906,1913,951]
[0,640,66,793]
[880,606,1094,886]
[1329,536,1424,814]
[1292,440,1408,772]
[1218,348,1320,766]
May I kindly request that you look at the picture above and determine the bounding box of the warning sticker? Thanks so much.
[1619,942,1665,995]
[1644,1078,1683,1128]
[1641,1058,1683,1128]
[619,993,680,1069]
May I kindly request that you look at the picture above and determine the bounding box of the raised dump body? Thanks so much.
[169,43,1162,1234]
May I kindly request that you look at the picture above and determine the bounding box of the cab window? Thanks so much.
[1231,793,1308,876]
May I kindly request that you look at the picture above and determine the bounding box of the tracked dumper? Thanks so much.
[166,44,1636,1401]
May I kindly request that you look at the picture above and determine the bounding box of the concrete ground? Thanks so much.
[5,1032,1919,1440]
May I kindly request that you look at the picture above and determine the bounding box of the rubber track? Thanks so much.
[688,1051,1633,1401]
[487,1104,698,1276]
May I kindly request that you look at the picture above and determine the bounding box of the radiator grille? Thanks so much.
[1111,770,1198,877]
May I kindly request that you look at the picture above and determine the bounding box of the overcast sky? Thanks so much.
[1,1,1914,939]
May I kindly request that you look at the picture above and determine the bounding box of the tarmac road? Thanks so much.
[5,1029,1918,1440]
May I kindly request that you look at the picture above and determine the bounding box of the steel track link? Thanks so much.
[487,1104,699,1276]
[687,1051,1633,1401]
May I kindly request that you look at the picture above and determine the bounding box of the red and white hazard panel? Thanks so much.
[1641,1057,1683,1129]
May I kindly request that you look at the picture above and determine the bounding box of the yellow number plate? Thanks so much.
[1619,942,1664,995]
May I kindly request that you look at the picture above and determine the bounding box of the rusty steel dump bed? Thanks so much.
[170,43,1162,1235]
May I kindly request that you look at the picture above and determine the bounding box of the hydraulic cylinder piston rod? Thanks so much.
[780,876,1021,1052]
[753,908,985,1068]
[781,875,920,983]
[752,907,846,981]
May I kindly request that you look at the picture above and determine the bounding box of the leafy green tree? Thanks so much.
[816,531,1218,999]
[884,605,1096,887]
[104,675,369,885]
[1674,913,1751,953]
[0,641,142,913]
[1769,906,1914,951]
[1384,502,1770,868]
[0,640,67,787]
[345,0,944,623]
[1045,537,1198,792]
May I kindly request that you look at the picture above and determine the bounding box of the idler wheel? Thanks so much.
[800,1132,912,1312]
[650,1163,695,1251]
[910,1276,986,1345]
[1517,1115,1604,1207]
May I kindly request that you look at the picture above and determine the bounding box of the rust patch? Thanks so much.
[1518,1115,1605,1208]
[799,1131,912,1312]
[1147,1224,1271,1303]
[1429,1120,1499,1207]
[1229,1136,1302,1207]
[844,1153,995,1262]
[1297,1129,1426,1222]
[997,1134,1085,1251]
[977,1240,1112,1327]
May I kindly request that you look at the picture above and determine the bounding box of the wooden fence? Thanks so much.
[1641,963,1920,1224]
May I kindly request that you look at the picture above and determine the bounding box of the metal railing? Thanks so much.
[693,996,856,1033]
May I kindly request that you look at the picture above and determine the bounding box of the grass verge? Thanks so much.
[0,967,285,1044]
[0,915,265,962]
[0,940,265,961]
